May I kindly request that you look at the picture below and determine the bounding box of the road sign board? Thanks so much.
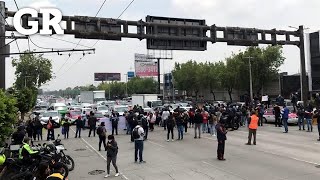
[94,73,121,81]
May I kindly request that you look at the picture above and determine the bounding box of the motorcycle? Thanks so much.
[52,134,75,171]
[221,113,240,130]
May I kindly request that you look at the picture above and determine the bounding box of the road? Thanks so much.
[44,124,320,180]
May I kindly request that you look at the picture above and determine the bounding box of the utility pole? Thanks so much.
[299,25,308,108]
[125,73,128,97]
[245,56,254,103]
[157,58,161,94]
[0,1,5,90]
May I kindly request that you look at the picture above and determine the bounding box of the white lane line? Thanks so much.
[202,161,246,180]
[147,140,165,148]
[203,135,320,166]
[70,128,129,179]
[85,145,93,152]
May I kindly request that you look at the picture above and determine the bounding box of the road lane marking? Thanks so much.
[202,135,320,166]
[147,140,165,148]
[70,127,129,179]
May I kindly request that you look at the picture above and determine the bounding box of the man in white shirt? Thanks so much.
[161,108,170,130]
[133,124,146,163]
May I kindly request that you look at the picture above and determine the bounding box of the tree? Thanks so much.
[15,87,37,120]
[127,77,157,94]
[12,51,53,89]
[0,90,18,146]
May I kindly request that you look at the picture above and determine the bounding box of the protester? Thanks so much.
[47,117,55,141]
[34,115,43,141]
[12,126,26,145]
[194,110,203,139]
[105,135,119,178]
[258,104,264,126]
[305,103,313,132]
[314,110,320,141]
[297,104,305,131]
[74,116,83,138]
[216,119,227,161]
[175,112,184,140]
[282,104,289,133]
[32,161,50,180]
[130,115,139,142]
[111,112,119,136]
[246,111,259,145]
[202,109,209,133]
[241,106,248,127]
[273,104,281,127]
[209,113,217,136]
[148,112,156,131]
[188,109,195,128]
[26,120,34,139]
[61,118,71,139]
[19,137,38,161]
[97,122,107,151]
[166,113,175,142]
[88,112,98,137]
[161,108,170,130]
[132,124,145,163]
[183,112,189,133]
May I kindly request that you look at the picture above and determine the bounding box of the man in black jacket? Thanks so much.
[194,110,203,139]
[105,135,119,177]
[111,112,119,136]
[273,104,281,127]
[74,116,83,138]
[216,119,227,161]
[88,112,98,137]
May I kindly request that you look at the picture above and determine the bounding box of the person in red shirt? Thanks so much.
[202,110,209,133]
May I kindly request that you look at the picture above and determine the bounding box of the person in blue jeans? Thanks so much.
[175,112,184,140]
[282,105,289,133]
[305,103,313,132]
[313,110,320,141]
[297,104,305,130]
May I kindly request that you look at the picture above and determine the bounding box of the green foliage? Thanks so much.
[12,51,53,89]
[0,90,18,146]
[15,87,37,120]
[172,45,285,100]
[127,77,157,94]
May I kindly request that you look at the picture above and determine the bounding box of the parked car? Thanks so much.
[66,110,82,124]
[112,105,128,116]
[263,106,298,124]
[96,106,109,116]
[40,111,61,125]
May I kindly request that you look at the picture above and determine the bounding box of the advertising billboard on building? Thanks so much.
[127,71,135,79]
[134,53,158,77]
[94,73,121,81]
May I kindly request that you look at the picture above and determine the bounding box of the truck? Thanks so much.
[80,91,106,104]
[131,94,162,109]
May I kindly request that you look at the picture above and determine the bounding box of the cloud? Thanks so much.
[28,0,56,10]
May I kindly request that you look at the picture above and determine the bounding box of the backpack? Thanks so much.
[132,127,140,139]
[96,126,103,136]
[141,117,148,127]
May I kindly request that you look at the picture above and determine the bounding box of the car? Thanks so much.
[112,105,128,116]
[68,106,82,111]
[49,103,68,115]
[84,112,105,127]
[40,111,61,125]
[180,106,192,112]
[263,106,298,124]
[96,106,109,116]
[213,101,227,107]
[81,103,92,108]
[66,110,82,124]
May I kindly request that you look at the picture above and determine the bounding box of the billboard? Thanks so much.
[94,73,121,81]
[134,53,158,77]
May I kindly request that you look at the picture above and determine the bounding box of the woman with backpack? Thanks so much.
[105,135,119,178]
[97,122,107,151]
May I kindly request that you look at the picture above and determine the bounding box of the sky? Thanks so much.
[3,0,320,90]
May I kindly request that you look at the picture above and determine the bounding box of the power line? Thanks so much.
[29,37,69,50]
[0,39,16,49]
[13,0,19,9]
[56,0,109,75]
[12,0,21,53]
[90,0,136,47]
[48,36,92,49]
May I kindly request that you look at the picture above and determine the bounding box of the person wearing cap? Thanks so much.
[97,122,107,151]
[74,116,83,138]
[105,135,119,178]
[46,162,67,180]
[19,137,38,161]
[215,118,227,161]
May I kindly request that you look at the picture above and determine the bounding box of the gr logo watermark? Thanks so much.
[13,8,64,35]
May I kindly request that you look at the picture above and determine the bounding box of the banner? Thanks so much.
[99,116,126,132]
[134,54,158,77]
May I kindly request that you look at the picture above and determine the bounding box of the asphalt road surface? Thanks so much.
[43,124,320,180]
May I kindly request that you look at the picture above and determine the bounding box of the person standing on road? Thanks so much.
[305,103,313,132]
[47,117,55,141]
[313,110,320,141]
[194,110,203,139]
[175,112,184,140]
[209,113,217,136]
[183,112,189,133]
[141,112,149,140]
[97,122,107,151]
[188,109,195,128]
[88,112,98,137]
[130,115,139,142]
[202,110,209,133]
[297,104,305,131]
[105,135,119,178]
[246,111,259,145]
[111,112,119,136]
[61,118,71,139]
[75,116,83,138]
[216,119,227,161]
[166,113,175,142]
[282,104,289,133]
[132,124,146,163]
[258,104,264,126]
[34,115,43,141]
[162,108,170,130]
[147,112,156,132]
[273,104,281,127]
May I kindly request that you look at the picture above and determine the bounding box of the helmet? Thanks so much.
[0,154,6,165]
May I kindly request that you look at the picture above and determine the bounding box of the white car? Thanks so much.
[112,105,128,116]
[40,111,61,125]
[96,106,109,116]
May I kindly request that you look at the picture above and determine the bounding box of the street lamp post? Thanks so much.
[245,57,254,103]
[125,73,128,97]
